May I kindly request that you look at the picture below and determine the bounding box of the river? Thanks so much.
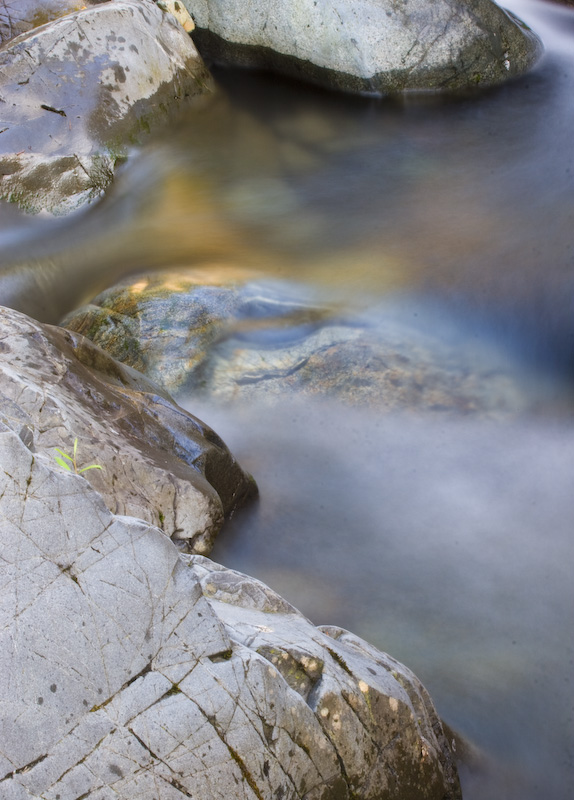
[1,1,573,797]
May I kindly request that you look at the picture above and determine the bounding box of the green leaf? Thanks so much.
[54,457,73,471]
[78,464,103,473]
[54,449,74,463]
[73,438,78,458]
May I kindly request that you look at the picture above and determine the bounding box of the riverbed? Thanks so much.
[0,1,573,797]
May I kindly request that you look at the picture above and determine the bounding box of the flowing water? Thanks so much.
[1,0,573,797]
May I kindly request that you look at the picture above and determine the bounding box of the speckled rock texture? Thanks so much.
[183,0,542,94]
[0,0,214,213]
[62,269,537,417]
[0,425,461,799]
[0,305,256,552]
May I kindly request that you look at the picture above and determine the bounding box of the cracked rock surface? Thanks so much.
[0,306,256,552]
[184,0,542,94]
[0,0,214,213]
[0,425,461,798]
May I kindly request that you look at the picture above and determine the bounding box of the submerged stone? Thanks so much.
[183,0,542,95]
[63,268,539,418]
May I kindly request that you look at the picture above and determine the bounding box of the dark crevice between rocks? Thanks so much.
[1,752,47,782]
[208,648,233,663]
[90,661,153,712]
[226,742,265,800]
[127,727,161,763]
[169,775,194,798]
[325,647,354,678]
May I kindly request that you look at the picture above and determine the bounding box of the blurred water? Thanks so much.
[0,0,573,797]
[189,398,574,800]
[1,0,573,371]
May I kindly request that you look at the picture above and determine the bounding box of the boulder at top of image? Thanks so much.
[0,0,215,213]
[183,0,542,94]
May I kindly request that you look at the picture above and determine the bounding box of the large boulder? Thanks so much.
[0,0,215,213]
[63,269,536,417]
[183,0,542,94]
[0,424,461,799]
[0,305,256,553]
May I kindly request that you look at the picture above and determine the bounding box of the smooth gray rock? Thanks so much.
[0,0,105,44]
[183,0,542,95]
[0,427,461,798]
[0,305,256,552]
[0,0,214,213]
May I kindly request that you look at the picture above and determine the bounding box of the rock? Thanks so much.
[0,305,256,552]
[183,0,542,95]
[0,426,461,799]
[0,0,103,44]
[157,0,196,32]
[62,269,535,417]
[61,267,256,396]
[0,0,215,213]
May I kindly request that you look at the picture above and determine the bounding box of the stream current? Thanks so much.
[0,1,573,798]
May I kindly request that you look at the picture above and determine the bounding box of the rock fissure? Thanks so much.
[235,356,311,386]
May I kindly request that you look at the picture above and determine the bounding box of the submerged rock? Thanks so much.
[0,424,462,799]
[0,0,215,213]
[0,305,256,552]
[61,268,255,395]
[63,269,536,417]
[183,0,542,95]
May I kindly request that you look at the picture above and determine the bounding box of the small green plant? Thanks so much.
[53,438,103,475]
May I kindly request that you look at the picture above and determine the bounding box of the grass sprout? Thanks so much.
[54,438,103,475]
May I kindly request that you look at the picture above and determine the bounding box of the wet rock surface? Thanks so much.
[61,268,255,397]
[0,305,256,552]
[0,0,214,213]
[184,0,542,95]
[0,426,461,798]
[63,269,538,417]
[0,0,106,44]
